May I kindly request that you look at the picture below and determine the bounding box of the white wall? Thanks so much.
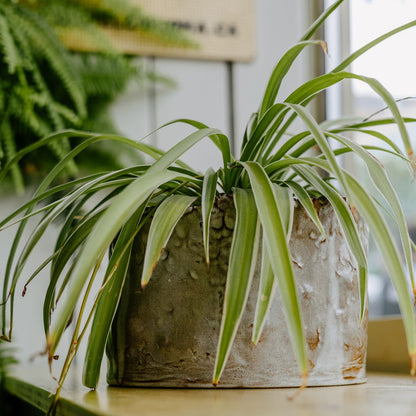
[111,0,316,169]
[1,0,317,370]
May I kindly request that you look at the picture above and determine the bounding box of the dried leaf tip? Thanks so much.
[410,353,416,377]
[288,372,308,401]
[319,41,328,55]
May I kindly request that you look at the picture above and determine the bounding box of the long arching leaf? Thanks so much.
[345,175,416,375]
[285,72,415,167]
[46,169,180,358]
[252,183,293,344]
[213,188,260,385]
[258,41,327,119]
[240,161,308,382]
[201,168,218,265]
[286,180,326,238]
[291,162,368,321]
[327,131,415,291]
[141,194,197,287]
[252,234,276,345]
[83,204,146,389]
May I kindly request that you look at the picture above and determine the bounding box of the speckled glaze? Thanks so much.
[106,195,368,388]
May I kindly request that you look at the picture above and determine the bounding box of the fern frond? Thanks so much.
[11,5,87,119]
[0,0,157,191]
[9,89,51,138]
[1,118,24,193]
[73,53,138,98]
[0,13,21,74]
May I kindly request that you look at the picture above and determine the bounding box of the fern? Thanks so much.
[1,119,24,193]
[0,1,85,187]
[73,53,139,98]
[0,0,185,192]
[9,5,87,121]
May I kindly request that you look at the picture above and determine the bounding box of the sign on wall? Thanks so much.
[62,0,256,62]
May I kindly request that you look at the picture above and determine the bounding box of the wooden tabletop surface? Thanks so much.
[4,365,416,416]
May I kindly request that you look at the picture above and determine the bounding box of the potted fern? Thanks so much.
[1,0,416,407]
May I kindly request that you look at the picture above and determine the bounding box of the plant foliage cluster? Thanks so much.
[1,0,416,413]
[0,0,190,192]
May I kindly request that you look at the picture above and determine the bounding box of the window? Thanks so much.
[326,0,416,316]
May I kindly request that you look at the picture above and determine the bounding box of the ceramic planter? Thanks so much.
[106,195,368,388]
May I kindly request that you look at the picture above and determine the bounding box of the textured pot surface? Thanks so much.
[106,195,368,388]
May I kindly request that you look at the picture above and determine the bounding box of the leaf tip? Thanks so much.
[410,353,416,377]
[319,40,328,55]
[408,150,416,176]
[287,371,308,401]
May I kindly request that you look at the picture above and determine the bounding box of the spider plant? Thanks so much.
[1,0,416,403]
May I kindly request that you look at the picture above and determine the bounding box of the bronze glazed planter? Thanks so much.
[106,195,368,388]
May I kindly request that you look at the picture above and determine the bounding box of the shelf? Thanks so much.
[4,365,416,416]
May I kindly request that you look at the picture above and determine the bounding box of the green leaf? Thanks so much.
[43,210,104,335]
[285,72,415,168]
[258,41,327,119]
[286,180,326,238]
[349,75,414,168]
[83,205,146,389]
[240,161,308,379]
[333,19,416,73]
[300,0,344,41]
[291,161,368,321]
[346,174,416,371]
[252,234,276,345]
[285,103,350,199]
[201,168,218,265]
[213,188,260,385]
[147,127,223,174]
[11,168,133,296]
[272,183,294,237]
[252,184,293,344]
[327,131,415,291]
[171,118,232,168]
[46,169,179,357]
[331,127,404,156]
[2,132,154,336]
[266,131,310,166]
[141,194,197,287]
[241,104,287,161]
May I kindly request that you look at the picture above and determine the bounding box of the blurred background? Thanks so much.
[0,0,415,365]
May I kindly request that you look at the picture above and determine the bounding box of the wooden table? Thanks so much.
[4,366,416,416]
